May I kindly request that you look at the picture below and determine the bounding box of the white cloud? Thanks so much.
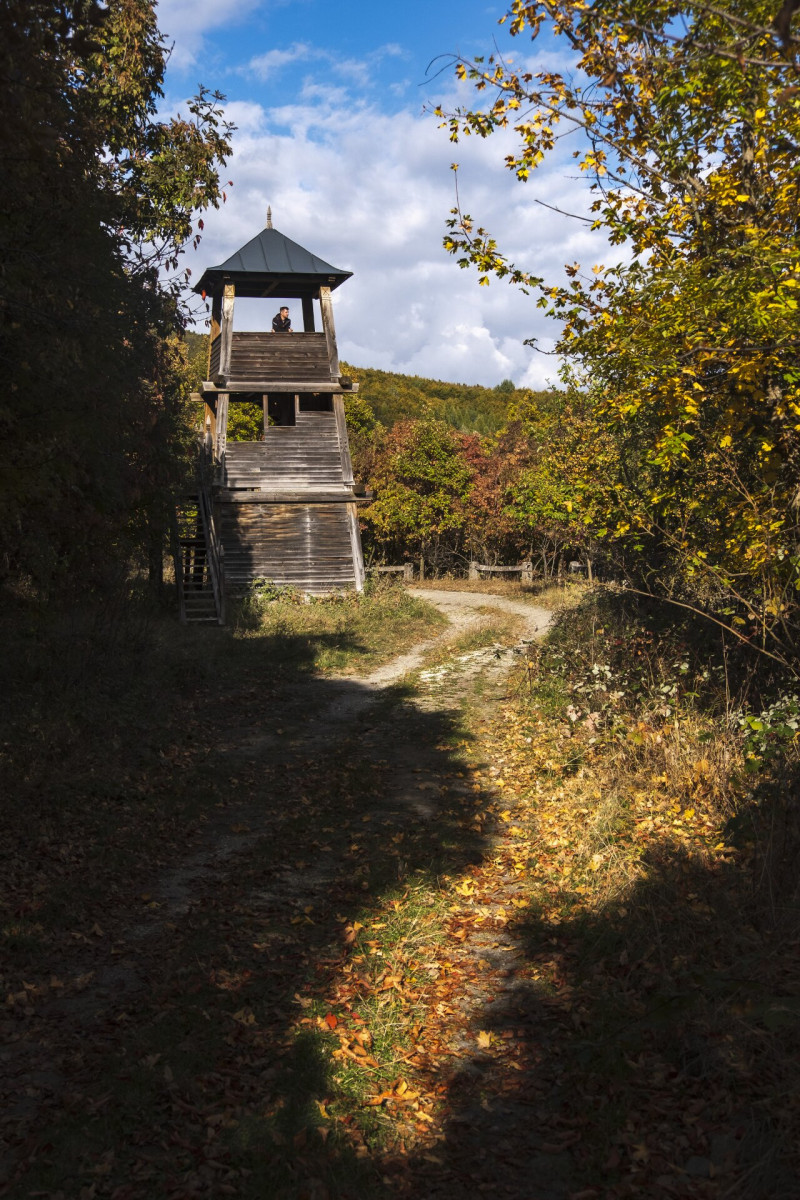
[246,42,318,78]
[181,78,609,391]
[242,39,413,92]
[158,0,264,69]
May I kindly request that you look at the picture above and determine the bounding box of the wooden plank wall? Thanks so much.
[228,332,330,383]
[224,412,344,489]
[220,502,357,593]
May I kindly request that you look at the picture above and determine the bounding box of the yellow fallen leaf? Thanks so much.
[477,1030,492,1049]
[231,1008,256,1026]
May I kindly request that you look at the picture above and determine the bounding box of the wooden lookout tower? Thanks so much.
[176,214,366,621]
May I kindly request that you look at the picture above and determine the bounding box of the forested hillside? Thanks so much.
[340,362,558,434]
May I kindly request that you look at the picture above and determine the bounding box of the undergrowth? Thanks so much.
[232,575,446,672]
[492,588,800,1191]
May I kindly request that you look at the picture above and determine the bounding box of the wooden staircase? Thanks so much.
[173,489,225,624]
[222,413,345,491]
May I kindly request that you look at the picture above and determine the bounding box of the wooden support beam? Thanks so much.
[302,295,315,332]
[215,393,229,464]
[219,283,235,381]
[201,380,358,395]
[333,395,354,488]
[215,488,355,503]
[319,286,339,381]
[347,502,365,592]
[204,394,217,459]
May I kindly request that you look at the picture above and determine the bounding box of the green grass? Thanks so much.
[233,576,447,674]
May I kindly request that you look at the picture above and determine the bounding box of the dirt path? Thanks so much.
[360,589,551,687]
[2,591,565,1200]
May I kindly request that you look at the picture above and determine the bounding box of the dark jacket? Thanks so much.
[272,312,292,333]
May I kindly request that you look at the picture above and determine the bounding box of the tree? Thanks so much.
[0,0,232,591]
[499,395,598,576]
[438,0,800,658]
[364,420,475,571]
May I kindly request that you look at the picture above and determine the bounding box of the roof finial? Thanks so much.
[266,205,273,229]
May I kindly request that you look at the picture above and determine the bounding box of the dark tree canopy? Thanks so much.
[0,0,233,591]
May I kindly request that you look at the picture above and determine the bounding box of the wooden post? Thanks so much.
[403,562,413,582]
[333,396,354,488]
[346,503,365,592]
[521,561,533,583]
[204,395,217,460]
[215,393,229,464]
[587,558,594,584]
[204,408,214,460]
[219,283,235,381]
[302,295,315,332]
[262,394,269,438]
[419,555,425,580]
[319,286,340,381]
[468,561,479,581]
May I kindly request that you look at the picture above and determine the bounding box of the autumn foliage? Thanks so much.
[0,0,232,593]
[344,382,592,576]
[437,0,800,664]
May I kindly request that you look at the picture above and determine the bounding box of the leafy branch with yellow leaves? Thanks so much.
[436,0,800,663]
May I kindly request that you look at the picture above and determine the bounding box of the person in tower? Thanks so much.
[272,306,292,333]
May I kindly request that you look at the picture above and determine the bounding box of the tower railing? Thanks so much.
[197,475,225,625]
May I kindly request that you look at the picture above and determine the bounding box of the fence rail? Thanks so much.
[370,559,591,582]
[374,564,415,581]
[468,561,533,582]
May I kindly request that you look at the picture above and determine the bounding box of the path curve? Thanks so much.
[357,588,553,688]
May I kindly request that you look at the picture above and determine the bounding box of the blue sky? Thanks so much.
[159,0,602,387]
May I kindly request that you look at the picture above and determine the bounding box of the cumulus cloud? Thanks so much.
[178,57,609,389]
[246,42,319,78]
[243,39,412,93]
[158,0,264,69]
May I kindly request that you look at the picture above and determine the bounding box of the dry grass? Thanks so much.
[410,575,588,610]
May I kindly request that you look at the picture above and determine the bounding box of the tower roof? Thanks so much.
[194,224,353,299]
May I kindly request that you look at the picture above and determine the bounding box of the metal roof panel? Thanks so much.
[194,226,352,294]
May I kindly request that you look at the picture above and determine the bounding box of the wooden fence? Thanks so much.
[372,559,591,582]
[468,561,533,582]
[374,563,415,581]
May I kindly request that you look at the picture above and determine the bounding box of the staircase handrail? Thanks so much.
[197,480,225,625]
